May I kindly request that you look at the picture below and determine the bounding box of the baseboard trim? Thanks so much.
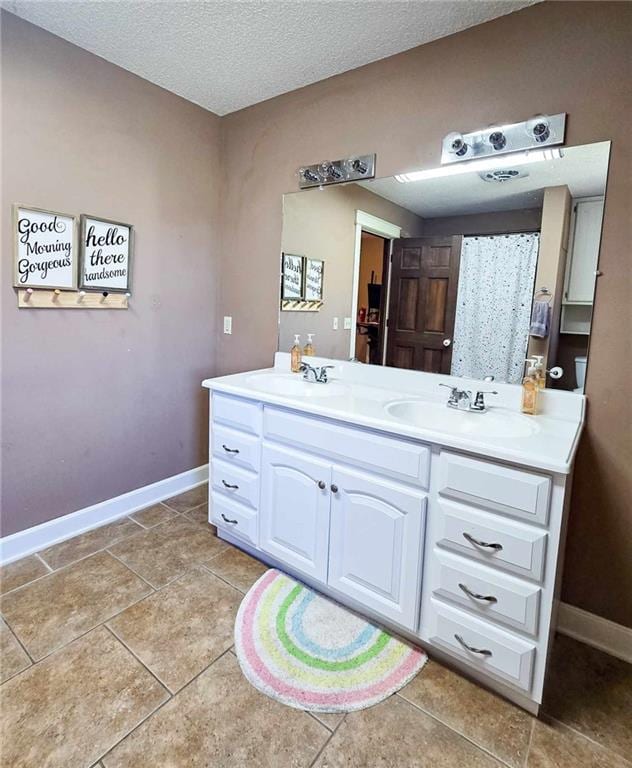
[557,602,632,664]
[0,464,209,565]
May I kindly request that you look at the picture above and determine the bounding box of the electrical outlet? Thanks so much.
[332,317,339,330]
[223,316,232,334]
[343,317,352,330]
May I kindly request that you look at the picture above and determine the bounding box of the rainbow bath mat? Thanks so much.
[234,569,427,713]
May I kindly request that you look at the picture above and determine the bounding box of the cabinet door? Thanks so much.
[260,443,331,582]
[328,467,427,630]
[565,198,604,303]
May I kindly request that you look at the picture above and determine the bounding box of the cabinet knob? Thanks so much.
[330,484,339,493]
[317,480,326,490]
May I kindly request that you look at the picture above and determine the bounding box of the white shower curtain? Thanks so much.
[451,233,540,384]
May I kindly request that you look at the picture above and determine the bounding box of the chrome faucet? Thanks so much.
[300,362,335,384]
[439,383,498,413]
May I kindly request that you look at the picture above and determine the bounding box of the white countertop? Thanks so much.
[203,355,585,475]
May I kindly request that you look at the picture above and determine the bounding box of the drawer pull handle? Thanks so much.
[221,480,239,490]
[222,444,240,454]
[454,634,492,657]
[458,583,498,604]
[221,513,238,525]
[463,532,503,552]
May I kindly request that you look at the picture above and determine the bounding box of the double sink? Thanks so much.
[246,372,539,440]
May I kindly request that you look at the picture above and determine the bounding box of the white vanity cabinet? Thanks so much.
[205,380,578,715]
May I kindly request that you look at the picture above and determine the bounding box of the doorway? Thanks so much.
[355,232,389,364]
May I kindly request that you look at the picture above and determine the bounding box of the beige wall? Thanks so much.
[422,208,542,237]
[528,186,571,367]
[279,183,423,358]
[1,13,222,536]
[217,2,632,627]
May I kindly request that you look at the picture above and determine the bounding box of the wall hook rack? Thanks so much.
[16,288,129,309]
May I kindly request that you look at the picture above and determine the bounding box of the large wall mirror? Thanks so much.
[278,141,610,391]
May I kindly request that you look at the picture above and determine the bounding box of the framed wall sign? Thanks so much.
[80,215,133,292]
[281,253,304,300]
[305,258,324,301]
[13,205,78,289]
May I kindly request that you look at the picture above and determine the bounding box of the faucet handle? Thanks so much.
[317,365,335,383]
[473,390,498,411]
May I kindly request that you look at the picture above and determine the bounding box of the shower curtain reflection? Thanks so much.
[451,233,540,383]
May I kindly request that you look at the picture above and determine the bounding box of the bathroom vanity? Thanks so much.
[203,356,584,713]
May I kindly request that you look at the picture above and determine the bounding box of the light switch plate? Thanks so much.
[223,316,232,334]
[343,317,352,330]
[333,317,339,330]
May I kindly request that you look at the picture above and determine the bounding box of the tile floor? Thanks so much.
[0,484,630,768]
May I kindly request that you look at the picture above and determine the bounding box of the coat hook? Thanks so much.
[24,288,33,302]
[78,290,86,303]
[52,289,61,302]
[100,291,109,303]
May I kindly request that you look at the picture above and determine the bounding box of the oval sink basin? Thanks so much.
[247,373,349,399]
[385,400,539,439]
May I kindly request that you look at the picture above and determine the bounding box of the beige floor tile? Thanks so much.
[313,695,502,767]
[205,544,267,593]
[0,626,168,768]
[0,554,49,595]
[162,483,208,513]
[109,516,227,588]
[399,659,533,767]
[0,617,31,683]
[130,503,177,529]
[0,551,151,660]
[527,718,632,768]
[108,566,241,692]
[103,651,329,768]
[542,633,632,760]
[39,518,142,570]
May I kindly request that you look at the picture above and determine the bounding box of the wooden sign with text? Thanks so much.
[80,215,133,292]
[13,205,78,289]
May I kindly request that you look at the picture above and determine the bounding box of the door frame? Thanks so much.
[349,210,401,361]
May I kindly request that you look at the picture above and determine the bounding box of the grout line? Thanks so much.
[0,611,36,666]
[537,712,632,765]
[129,503,177,529]
[199,561,247,594]
[97,645,233,765]
[394,692,517,768]
[308,711,345,767]
[34,552,53,572]
[103,623,173,695]
[105,549,158,591]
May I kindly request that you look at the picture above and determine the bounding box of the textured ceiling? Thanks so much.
[3,0,538,115]
[358,142,610,218]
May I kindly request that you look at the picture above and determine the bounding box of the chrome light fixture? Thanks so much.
[297,153,375,189]
[441,113,566,165]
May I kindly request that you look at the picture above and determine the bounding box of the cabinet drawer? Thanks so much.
[437,500,547,581]
[264,407,430,487]
[432,549,541,636]
[427,598,536,692]
[211,425,260,474]
[438,452,551,525]
[212,393,261,436]
[211,493,258,547]
[211,458,259,510]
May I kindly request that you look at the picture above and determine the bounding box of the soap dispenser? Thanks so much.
[291,334,302,373]
[304,333,315,357]
[533,355,546,389]
[521,358,539,415]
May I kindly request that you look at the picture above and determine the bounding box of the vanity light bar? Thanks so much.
[297,154,376,189]
[395,148,563,183]
[440,113,566,165]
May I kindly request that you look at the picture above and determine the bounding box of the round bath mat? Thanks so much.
[234,569,427,713]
